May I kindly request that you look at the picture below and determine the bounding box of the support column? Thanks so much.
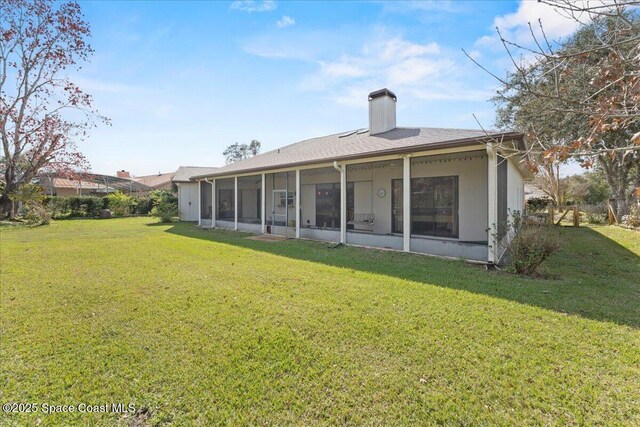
[211,179,216,228]
[234,176,238,231]
[403,155,411,252]
[487,144,498,263]
[340,164,347,244]
[261,173,266,233]
[295,169,301,238]
[197,180,202,227]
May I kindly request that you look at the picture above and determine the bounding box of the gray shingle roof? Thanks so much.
[191,127,523,180]
[173,166,219,182]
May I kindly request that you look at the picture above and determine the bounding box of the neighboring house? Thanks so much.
[135,172,176,194]
[37,172,152,197]
[173,166,219,221]
[191,89,529,264]
[524,183,548,201]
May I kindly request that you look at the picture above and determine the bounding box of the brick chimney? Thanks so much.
[117,170,130,178]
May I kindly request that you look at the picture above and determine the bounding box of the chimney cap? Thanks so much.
[368,88,397,102]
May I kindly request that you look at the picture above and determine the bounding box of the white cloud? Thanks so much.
[296,35,490,105]
[382,1,461,14]
[475,0,588,50]
[230,0,276,13]
[318,60,366,78]
[276,15,295,28]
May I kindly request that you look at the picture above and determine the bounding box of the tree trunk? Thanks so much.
[0,192,14,219]
[598,154,633,222]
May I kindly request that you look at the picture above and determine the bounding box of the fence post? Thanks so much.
[573,206,579,227]
[608,202,615,225]
[548,204,554,225]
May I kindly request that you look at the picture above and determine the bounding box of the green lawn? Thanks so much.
[1,218,638,425]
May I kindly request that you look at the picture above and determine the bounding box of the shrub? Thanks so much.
[44,196,66,218]
[624,204,640,227]
[104,192,136,217]
[133,197,154,215]
[497,210,561,276]
[583,203,608,224]
[83,196,103,217]
[509,226,561,275]
[23,203,51,226]
[150,190,178,223]
[11,183,50,226]
[526,197,552,213]
[43,196,103,218]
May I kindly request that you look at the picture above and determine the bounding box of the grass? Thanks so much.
[1,217,638,425]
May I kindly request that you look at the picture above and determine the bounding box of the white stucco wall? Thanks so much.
[178,182,199,221]
[347,161,403,235]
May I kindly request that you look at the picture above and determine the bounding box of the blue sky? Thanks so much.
[74,0,584,176]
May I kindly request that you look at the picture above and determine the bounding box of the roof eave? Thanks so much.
[190,131,525,181]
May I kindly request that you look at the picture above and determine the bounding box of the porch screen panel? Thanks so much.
[200,181,212,219]
[497,156,508,233]
[238,175,261,223]
[215,178,235,220]
[391,179,403,233]
[410,176,458,238]
[315,183,340,229]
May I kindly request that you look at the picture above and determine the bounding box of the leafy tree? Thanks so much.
[564,170,612,205]
[223,140,261,164]
[150,189,178,223]
[0,0,108,218]
[467,2,639,219]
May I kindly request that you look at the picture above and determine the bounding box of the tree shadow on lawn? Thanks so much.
[162,223,640,329]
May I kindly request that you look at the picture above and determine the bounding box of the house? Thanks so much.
[173,166,219,221]
[191,89,529,264]
[524,182,548,201]
[135,171,176,194]
[37,172,152,197]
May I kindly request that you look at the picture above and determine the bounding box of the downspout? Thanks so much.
[333,161,346,244]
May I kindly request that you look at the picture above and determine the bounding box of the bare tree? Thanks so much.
[0,0,107,218]
[465,0,639,218]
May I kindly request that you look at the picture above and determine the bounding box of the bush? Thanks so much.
[43,196,103,218]
[498,210,561,276]
[11,183,50,226]
[150,190,178,223]
[583,203,608,224]
[624,204,640,227]
[509,226,561,275]
[133,196,154,215]
[104,192,136,217]
[23,203,51,226]
[526,197,552,213]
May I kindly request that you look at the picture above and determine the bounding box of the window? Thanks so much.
[411,176,458,238]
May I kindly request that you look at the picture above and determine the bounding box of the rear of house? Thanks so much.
[192,89,528,263]
[173,166,219,222]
